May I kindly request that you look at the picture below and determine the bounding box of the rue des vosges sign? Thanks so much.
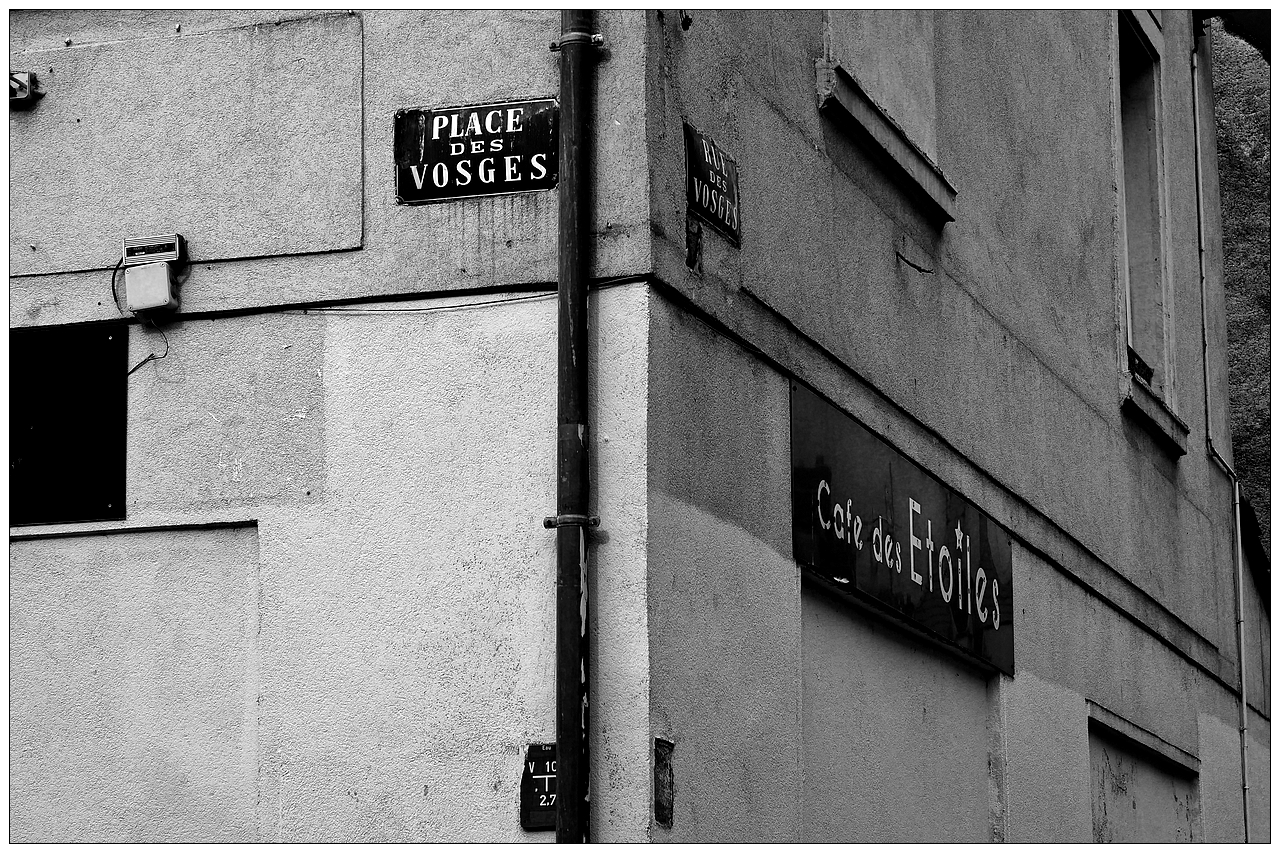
[395,98,558,204]
[791,382,1014,675]
[683,121,741,246]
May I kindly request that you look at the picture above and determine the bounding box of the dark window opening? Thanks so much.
[10,322,128,525]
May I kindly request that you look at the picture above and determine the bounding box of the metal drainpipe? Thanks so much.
[1191,22,1251,841]
[544,8,598,844]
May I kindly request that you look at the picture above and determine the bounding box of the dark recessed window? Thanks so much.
[1118,11,1169,398]
[10,322,127,525]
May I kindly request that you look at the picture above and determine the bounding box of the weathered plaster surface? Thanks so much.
[646,292,801,842]
[1001,670,1092,843]
[644,9,1236,655]
[7,7,1266,844]
[9,9,651,323]
[126,311,327,515]
[825,10,937,159]
[9,13,363,275]
[802,589,991,842]
[1246,720,1271,841]
[586,283,652,842]
[1088,729,1200,842]
[9,526,261,842]
[9,285,651,842]
[1198,711,1245,842]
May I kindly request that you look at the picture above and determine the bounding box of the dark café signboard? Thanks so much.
[792,382,1014,675]
[395,98,558,204]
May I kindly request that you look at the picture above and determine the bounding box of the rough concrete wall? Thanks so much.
[1212,20,1271,550]
[1198,704,1271,843]
[1001,670,1092,843]
[253,294,566,842]
[126,312,327,514]
[1198,711,1245,842]
[585,284,653,842]
[801,591,991,842]
[9,9,651,324]
[1247,717,1271,841]
[640,10,1256,842]
[9,12,363,275]
[644,9,1238,658]
[824,10,937,159]
[646,292,801,842]
[10,526,261,842]
[1242,551,1271,719]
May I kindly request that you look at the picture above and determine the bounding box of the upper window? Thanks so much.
[1117,10,1172,400]
[10,322,128,525]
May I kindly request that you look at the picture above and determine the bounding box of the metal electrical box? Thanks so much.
[122,234,185,313]
[124,262,179,312]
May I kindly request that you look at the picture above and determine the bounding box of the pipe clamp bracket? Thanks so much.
[543,514,601,529]
[550,33,604,52]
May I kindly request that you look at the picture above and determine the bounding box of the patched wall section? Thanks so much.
[126,311,327,515]
[9,13,363,275]
[9,525,261,842]
[646,291,801,842]
[1089,728,1200,842]
[801,590,992,842]
[246,287,650,842]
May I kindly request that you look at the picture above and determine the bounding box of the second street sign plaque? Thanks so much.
[395,98,558,204]
[683,121,741,246]
[791,382,1014,675]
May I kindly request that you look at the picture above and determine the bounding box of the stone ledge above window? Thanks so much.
[816,59,957,224]
[1122,373,1189,458]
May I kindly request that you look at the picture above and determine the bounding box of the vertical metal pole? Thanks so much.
[555,8,593,844]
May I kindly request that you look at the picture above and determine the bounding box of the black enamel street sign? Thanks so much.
[519,743,556,831]
[395,99,558,204]
[683,121,741,246]
[791,382,1014,675]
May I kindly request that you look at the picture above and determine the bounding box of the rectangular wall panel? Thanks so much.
[9,13,362,275]
[9,525,260,842]
[1090,727,1200,842]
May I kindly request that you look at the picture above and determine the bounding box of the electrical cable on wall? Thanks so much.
[126,315,169,376]
[109,255,124,312]
[282,275,645,317]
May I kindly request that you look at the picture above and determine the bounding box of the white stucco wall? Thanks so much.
[9,285,651,842]
[10,526,261,842]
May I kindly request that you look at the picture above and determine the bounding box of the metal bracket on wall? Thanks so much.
[549,32,604,52]
[542,514,600,529]
[10,71,43,110]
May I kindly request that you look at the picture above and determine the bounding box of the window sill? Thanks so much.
[1121,374,1189,458]
[816,59,957,224]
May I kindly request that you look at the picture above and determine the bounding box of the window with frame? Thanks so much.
[1117,10,1172,400]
